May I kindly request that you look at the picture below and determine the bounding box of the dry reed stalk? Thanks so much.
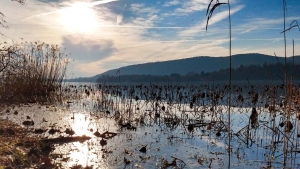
[205,0,232,168]
[280,2,300,166]
[0,41,69,103]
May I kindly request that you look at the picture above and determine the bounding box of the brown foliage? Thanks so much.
[0,42,69,103]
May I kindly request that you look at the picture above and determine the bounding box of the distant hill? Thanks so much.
[97,62,300,83]
[67,53,300,82]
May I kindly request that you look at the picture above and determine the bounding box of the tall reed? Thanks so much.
[0,41,69,103]
[205,0,232,168]
[280,0,299,165]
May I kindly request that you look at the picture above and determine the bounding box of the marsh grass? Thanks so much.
[0,41,69,103]
[2,82,300,168]
[205,0,300,167]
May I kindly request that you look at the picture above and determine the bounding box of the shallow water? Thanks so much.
[1,83,300,169]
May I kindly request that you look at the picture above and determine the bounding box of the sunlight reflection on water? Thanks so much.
[62,113,119,168]
[68,142,89,167]
[69,113,91,137]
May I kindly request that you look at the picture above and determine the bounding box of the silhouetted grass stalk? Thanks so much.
[280,0,300,165]
[205,0,231,167]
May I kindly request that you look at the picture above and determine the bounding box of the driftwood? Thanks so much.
[40,136,91,144]
[17,135,91,146]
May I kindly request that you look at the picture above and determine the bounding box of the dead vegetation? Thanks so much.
[0,42,68,104]
[0,119,39,168]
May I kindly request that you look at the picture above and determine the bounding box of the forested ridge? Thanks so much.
[97,62,300,83]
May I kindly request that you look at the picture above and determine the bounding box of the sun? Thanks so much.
[60,2,98,32]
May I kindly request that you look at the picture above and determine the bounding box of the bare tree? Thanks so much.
[1,0,26,72]
[1,0,26,34]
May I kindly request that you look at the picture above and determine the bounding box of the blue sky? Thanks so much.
[1,0,300,77]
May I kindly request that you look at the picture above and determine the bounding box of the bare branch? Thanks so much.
[0,0,26,32]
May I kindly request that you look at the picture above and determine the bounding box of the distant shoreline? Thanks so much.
[65,80,300,86]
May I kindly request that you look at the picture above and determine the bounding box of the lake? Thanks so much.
[1,82,299,168]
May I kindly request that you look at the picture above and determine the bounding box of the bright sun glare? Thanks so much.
[60,2,98,32]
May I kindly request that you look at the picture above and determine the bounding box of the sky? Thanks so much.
[0,0,300,78]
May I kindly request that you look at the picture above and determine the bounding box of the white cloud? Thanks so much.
[234,16,300,34]
[165,0,238,16]
[175,0,209,14]
[163,0,181,7]
[178,5,244,37]
[116,14,123,25]
[130,3,159,16]
[95,38,236,74]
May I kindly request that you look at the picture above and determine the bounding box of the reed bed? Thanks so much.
[0,42,68,103]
